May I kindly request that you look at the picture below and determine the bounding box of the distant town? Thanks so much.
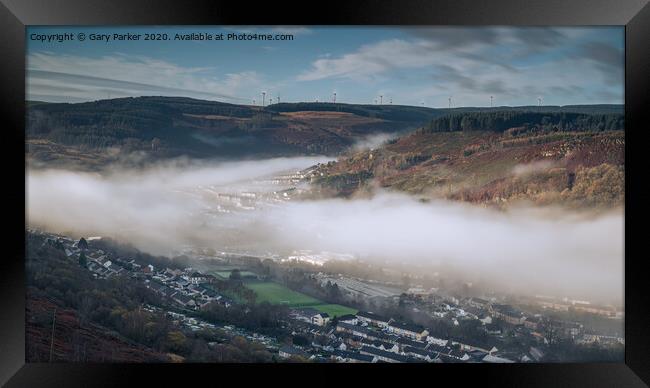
[28,228,624,363]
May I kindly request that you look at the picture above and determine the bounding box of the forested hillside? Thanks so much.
[420,111,623,134]
[26,97,624,171]
[310,110,625,210]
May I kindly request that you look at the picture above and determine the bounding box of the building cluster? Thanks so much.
[36,230,625,364]
[279,309,523,363]
[42,233,233,311]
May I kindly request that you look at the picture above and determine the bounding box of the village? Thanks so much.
[32,229,624,363]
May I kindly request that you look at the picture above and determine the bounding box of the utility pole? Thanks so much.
[49,308,57,362]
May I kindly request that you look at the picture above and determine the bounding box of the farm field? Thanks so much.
[245,281,357,317]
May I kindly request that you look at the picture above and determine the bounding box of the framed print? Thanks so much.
[1,0,649,386]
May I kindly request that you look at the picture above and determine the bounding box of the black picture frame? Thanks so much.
[1,0,648,386]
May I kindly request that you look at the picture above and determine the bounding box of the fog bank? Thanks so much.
[27,158,624,305]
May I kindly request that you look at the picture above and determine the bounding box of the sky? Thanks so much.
[26,26,624,107]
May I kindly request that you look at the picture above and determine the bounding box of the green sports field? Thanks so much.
[245,281,357,317]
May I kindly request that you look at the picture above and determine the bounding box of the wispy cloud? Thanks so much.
[27,52,265,103]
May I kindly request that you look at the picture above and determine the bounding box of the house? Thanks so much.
[312,313,330,327]
[529,346,545,362]
[106,263,124,275]
[479,314,493,325]
[406,287,431,297]
[362,339,399,353]
[202,274,217,284]
[578,334,624,346]
[523,315,542,330]
[356,311,391,328]
[366,330,400,344]
[165,268,183,277]
[396,337,428,350]
[337,332,364,348]
[451,341,497,355]
[491,304,525,325]
[386,321,429,341]
[328,340,347,351]
[278,345,307,359]
[447,349,471,361]
[403,346,438,362]
[172,293,196,308]
[467,349,489,362]
[426,336,449,347]
[485,323,502,335]
[336,322,371,338]
[336,314,358,325]
[184,272,208,285]
[331,350,376,363]
[292,307,322,324]
[561,321,584,338]
[468,297,490,309]
[482,354,515,363]
[360,346,410,363]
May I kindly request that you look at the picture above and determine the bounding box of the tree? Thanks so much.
[292,335,310,347]
[229,269,242,281]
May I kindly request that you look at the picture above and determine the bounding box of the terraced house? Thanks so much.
[386,321,429,341]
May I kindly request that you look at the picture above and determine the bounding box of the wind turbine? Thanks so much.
[333,92,337,103]
[490,96,493,108]
[380,95,383,104]
[448,96,452,109]
[262,91,266,106]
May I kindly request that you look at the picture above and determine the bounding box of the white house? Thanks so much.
[311,313,330,327]
[426,336,448,347]
[336,314,358,325]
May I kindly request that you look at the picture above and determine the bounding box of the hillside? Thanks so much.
[26,97,444,168]
[26,97,623,169]
[309,111,625,210]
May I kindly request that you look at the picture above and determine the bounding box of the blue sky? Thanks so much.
[26,26,624,107]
